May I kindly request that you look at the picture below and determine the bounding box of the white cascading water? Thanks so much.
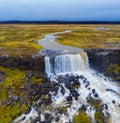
[14,52,120,123]
[44,52,120,123]
[45,53,88,77]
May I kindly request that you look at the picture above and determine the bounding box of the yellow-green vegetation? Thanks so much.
[106,64,120,74]
[29,76,42,84]
[0,24,72,56]
[60,106,67,112]
[56,25,120,49]
[106,64,120,82]
[88,98,104,123]
[0,67,25,101]
[0,66,43,123]
[94,112,103,123]
[0,103,26,123]
[1,24,120,56]
[0,67,26,122]
[73,112,91,123]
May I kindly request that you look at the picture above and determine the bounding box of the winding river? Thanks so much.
[38,30,83,55]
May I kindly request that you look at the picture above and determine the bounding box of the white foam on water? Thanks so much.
[14,52,120,123]
[45,52,120,123]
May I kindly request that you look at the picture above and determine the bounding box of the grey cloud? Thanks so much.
[0,0,120,21]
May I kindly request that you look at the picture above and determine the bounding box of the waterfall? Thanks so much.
[15,52,120,123]
[44,52,120,123]
[45,52,89,78]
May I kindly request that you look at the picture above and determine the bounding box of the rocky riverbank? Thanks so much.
[0,53,44,72]
[0,48,120,122]
[86,48,120,82]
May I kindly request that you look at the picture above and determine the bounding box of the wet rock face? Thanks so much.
[85,48,120,82]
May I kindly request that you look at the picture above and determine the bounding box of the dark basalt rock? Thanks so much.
[41,121,48,123]
[0,55,44,72]
[65,82,72,89]
[0,71,5,82]
[26,71,33,78]
[85,48,120,82]
[31,116,41,123]
[66,96,72,102]
[92,89,96,94]
[21,116,26,121]
[70,90,79,100]
[5,97,13,106]
[60,88,66,95]
[79,75,85,80]
[25,107,31,114]
[45,113,50,119]
[58,109,64,114]
[0,102,3,106]
[44,97,52,105]
[40,83,53,95]
[44,113,53,122]
[38,111,41,115]
[112,100,115,104]
[94,93,99,97]
[106,89,116,93]
[55,116,60,122]
[101,103,108,110]
[37,101,42,107]
[80,105,87,112]
[13,96,19,101]
[6,85,11,91]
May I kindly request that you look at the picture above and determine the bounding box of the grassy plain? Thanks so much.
[56,25,120,49]
[0,24,72,56]
[0,24,120,57]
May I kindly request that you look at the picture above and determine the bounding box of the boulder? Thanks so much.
[55,116,60,122]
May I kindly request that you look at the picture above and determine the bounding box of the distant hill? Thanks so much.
[0,21,120,24]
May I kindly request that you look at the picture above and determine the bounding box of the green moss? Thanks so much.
[0,67,25,101]
[0,103,26,123]
[88,98,101,111]
[73,112,91,123]
[0,67,27,123]
[72,84,79,89]
[106,64,120,82]
[106,64,120,74]
[0,66,44,123]
[60,106,67,112]
[94,112,103,123]
[87,98,105,123]
[29,76,42,84]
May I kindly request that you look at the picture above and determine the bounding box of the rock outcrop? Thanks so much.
[86,48,120,82]
[0,54,45,72]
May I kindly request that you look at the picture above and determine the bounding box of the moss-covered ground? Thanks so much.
[73,111,91,123]
[0,66,43,123]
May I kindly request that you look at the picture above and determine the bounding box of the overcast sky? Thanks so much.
[0,0,120,21]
